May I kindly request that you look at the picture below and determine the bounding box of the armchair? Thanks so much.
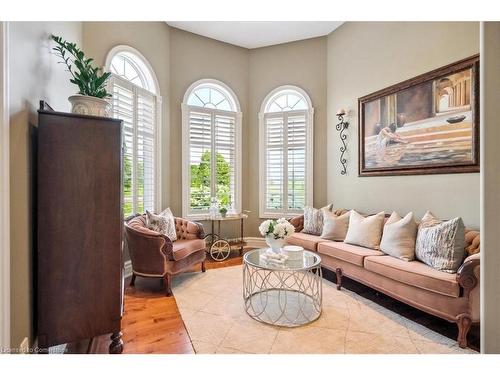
[124,215,206,296]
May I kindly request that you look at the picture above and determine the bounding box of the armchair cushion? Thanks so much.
[172,239,206,261]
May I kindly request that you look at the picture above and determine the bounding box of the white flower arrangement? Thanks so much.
[259,218,295,240]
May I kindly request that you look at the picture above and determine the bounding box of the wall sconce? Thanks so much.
[336,108,349,175]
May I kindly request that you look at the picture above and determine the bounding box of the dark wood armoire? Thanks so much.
[37,104,124,354]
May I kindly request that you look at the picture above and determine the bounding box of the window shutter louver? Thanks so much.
[265,116,285,212]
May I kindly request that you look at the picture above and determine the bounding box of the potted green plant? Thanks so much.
[51,35,112,117]
[219,206,228,218]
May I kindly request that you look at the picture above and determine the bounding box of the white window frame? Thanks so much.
[105,45,163,214]
[182,78,242,220]
[259,85,314,218]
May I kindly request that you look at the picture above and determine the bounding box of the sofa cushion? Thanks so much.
[317,241,383,267]
[364,255,460,298]
[172,239,206,261]
[286,232,328,251]
[321,210,350,241]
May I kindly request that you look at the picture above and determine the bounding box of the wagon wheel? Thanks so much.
[203,233,220,248]
[210,239,231,261]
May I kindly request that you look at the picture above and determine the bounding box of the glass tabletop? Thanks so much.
[243,248,321,271]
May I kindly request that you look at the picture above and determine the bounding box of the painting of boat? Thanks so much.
[358,55,479,176]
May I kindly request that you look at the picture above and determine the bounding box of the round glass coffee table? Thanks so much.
[243,248,322,327]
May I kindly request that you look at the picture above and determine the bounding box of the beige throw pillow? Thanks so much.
[321,210,350,241]
[344,210,385,250]
[415,211,465,273]
[380,212,418,261]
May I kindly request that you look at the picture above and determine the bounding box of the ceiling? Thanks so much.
[166,21,343,49]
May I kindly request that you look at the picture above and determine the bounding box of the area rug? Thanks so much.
[172,265,477,354]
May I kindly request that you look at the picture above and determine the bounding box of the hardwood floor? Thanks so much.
[66,252,243,354]
[66,250,480,354]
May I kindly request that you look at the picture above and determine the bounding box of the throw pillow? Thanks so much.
[146,208,177,241]
[415,211,465,273]
[302,205,333,235]
[321,209,351,241]
[344,210,385,250]
[380,211,418,261]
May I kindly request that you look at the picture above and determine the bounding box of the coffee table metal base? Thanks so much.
[243,263,322,327]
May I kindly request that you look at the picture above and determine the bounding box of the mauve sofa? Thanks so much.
[124,215,206,296]
[287,214,480,349]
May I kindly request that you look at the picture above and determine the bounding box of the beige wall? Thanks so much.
[327,22,480,227]
[168,28,249,237]
[481,21,500,354]
[247,37,328,236]
[9,21,82,347]
[82,22,171,209]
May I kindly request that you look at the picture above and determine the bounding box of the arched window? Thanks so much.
[106,46,161,217]
[182,79,242,218]
[259,86,314,218]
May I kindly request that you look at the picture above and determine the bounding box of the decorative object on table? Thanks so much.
[358,55,479,176]
[209,196,220,219]
[204,212,249,261]
[51,35,112,117]
[259,249,289,265]
[281,245,304,261]
[336,108,349,175]
[219,206,228,218]
[259,218,295,254]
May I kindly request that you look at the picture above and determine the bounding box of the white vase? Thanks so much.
[68,95,111,118]
[265,236,286,254]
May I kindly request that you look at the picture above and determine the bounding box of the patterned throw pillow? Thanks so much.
[415,211,465,273]
[380,211,418,261]
[302,205,334,235]
[145,208,177,241]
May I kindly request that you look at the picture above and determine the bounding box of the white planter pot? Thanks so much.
[265,236,286,254]
[68,95,111,118]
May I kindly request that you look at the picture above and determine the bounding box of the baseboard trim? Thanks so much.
[124,260,133,279]
[123,236,266,279]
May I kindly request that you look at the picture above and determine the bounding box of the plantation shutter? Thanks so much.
[188,110,212,213]
[287,113,307,210]
[109,75,157,217]
[264,111,308,214]
[215,114,236,210]
[136,88,157,214]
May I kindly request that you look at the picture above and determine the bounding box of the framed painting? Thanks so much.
[358,54,479,176]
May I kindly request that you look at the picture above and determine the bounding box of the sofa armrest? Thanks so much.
[457,253,480,298]
[124,224,175,273]
[175,217,205,240]
[289,215,304,233]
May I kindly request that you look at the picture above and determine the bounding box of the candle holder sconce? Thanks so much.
[336,109,349,175]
